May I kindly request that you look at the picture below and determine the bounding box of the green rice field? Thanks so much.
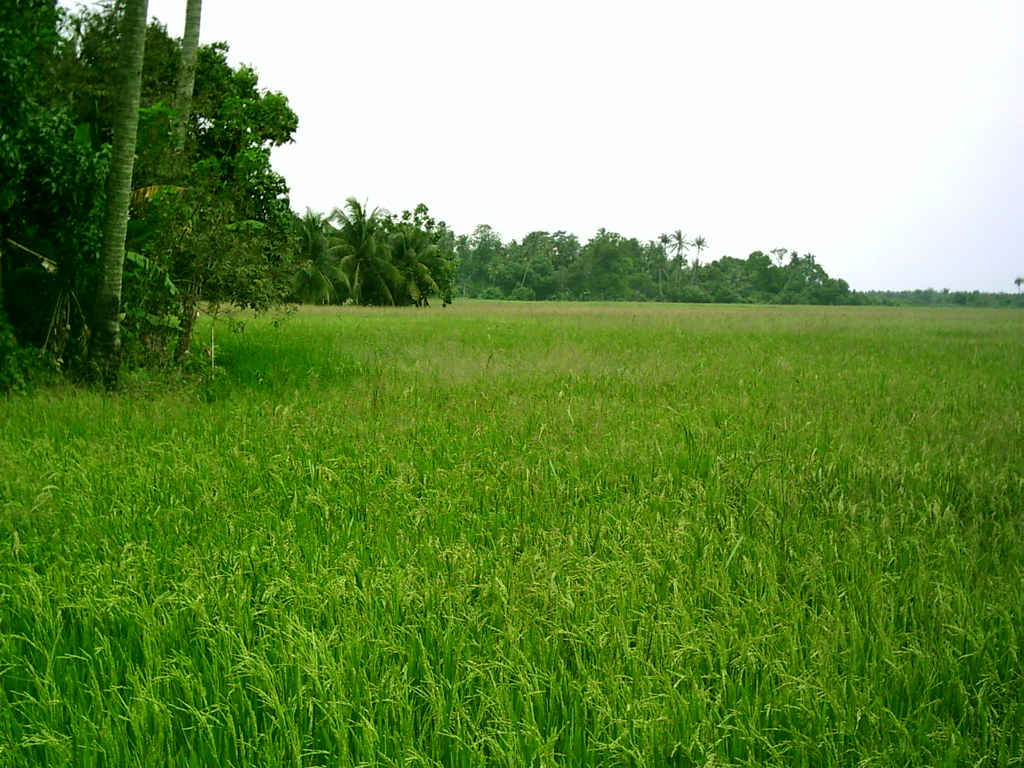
[1,302,1022,766]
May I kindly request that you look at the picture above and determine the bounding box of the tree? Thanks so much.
[135,149,296,362]
[669,230,691,270]
[1015,276,1023,294]
[1,1,108,364]
[640,239,672,300]
[456,224,505,298]
[549,231,582,298]
[581,229,642,300]
[514,232,559,300]
[2,3,300,379]
[289,210,347,305]
[666,230,692,296]
[0,0,59,215]
[174,0,202,152]
[386,204,455,306]
[113,20,298,361]
[692,235,707,264]
[90,0,149,388]
[331,198,400,305]
[389,223,442,306]
[745,251,779,300]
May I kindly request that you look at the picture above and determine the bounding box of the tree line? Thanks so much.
[452,226,855,305]
[860,288,1023,308]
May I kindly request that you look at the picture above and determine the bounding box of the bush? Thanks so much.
[477,286,505,300]
[508,286,536,301]
[677,284,710,303]
[0,312,45,393]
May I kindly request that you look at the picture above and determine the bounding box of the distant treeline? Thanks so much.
[859,289,1023,308]
[453,226,1024,308]
[454,226,855,305]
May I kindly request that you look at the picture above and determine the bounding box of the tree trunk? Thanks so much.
[90,0,149,389]
[174,0,202,152]
[170,0,202,361]
[174,295,199,361]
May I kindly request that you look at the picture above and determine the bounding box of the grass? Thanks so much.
[1,301,1022,766]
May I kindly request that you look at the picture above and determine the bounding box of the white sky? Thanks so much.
[68,0,1024,291]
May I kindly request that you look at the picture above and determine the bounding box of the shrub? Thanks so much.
[0,312,44,393]
[477,286,505,300]
[508,286,536,301]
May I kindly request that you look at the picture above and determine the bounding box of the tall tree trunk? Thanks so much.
[170,0,202,360]
[90,0,149,389]
[174,0,202,152]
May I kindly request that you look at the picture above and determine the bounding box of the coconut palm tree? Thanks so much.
[692,235,707,263]
[90,0,149,389]
[331,198,402,305]
[390,226,442,306]
[647,237,672,300]
[174,0,202,152]
[290,210,348,304]
[669,230,691,270]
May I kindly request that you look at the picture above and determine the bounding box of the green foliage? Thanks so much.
[862,287,1024,308]
[0,1,59,134]
[477,285,505,300]
[456,228,584,301]
[507,285,535,301]
[0,3,109,369]
[455,224,507,298]
[0,111,108,353]
[385,204,455,306]
[456,226,862,305]
[120,21,299,358]
[668,229,692,270]
[288,200,456,308]
[0,311,45,393]
[581,228,645,300]
[1,304,1021,763]
[2,4,300,378]
[330,198,401,305]
[288,210,348,305]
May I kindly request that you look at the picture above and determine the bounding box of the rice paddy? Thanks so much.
[1,302,1021,766]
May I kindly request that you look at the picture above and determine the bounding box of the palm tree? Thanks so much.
[690,236,708,287]
[290,210,348,304]
[331,198,402,305]
[90,0,149,389]
[669,230,691,270]
[1015,276,1023,294]
[174,0,202,152]
[390,225,443,306]
[692,235,707,263]
[648,237,672,300]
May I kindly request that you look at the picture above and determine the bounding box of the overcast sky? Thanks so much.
[68,0,1023,291]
